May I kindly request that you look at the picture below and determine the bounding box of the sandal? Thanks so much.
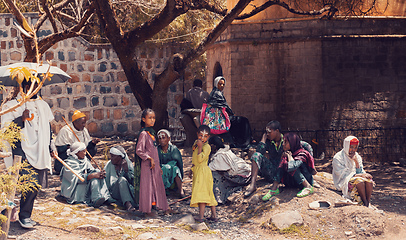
[194,217,204,223]
[206,216,218,222]
[297,186,314,198]
[262,189,280,201]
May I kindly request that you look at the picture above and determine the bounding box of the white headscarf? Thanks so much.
[67,142,86,159]
[109,146,130,163]
[332,136,363,198]
[214,76,225,90]
[157,129,172,145]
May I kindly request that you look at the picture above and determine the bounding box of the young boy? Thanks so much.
[189,125,218,222]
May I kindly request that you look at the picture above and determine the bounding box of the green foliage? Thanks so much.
[0,122,21,151]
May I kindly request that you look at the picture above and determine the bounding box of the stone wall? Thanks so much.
[0,13,187,138]
[206,17,406,138]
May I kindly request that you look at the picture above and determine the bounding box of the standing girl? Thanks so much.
[135,108,169,216]
[190,125,217,222]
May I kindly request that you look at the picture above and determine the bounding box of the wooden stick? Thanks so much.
[54,155,85,182]
[169,195,191,206]
[61,116,101,170]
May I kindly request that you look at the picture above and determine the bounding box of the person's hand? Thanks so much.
[196,139,203,148]
[50,151,58,159]
[261,133,267,143]
[122,160,129,173]
[22,109,30,121]
[150,158,155,169]
[98,170,106,179]
[364,173,373,179]
[92,138,100,144]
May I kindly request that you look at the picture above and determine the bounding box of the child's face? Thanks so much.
[217,79,225,91]
[142,112,156,128]
[197,130,210,143]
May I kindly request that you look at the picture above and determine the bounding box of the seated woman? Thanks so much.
[157,129,184,197]
[205,76,252,149]
[104,146,136,212]
[60,142,112,207]
[207,76,233,116]
[208,136,251,204]
[262,133,316,201]
[332,136,374,207]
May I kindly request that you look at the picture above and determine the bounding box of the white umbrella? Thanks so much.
[0,62,71,86]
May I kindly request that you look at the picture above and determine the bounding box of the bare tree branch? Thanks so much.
[235,0,338,20]
[40,0,59,33]
[35,1,96,57]
[34,0,75,31]
[182,0,253,67]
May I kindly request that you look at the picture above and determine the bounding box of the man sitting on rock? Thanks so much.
[54,110,99,175]
[244,120,284,197]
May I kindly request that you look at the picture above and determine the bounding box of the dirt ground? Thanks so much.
[2,138,406,240]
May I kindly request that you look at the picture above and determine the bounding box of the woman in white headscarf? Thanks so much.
[157,129,184,197]
[207,76,233,116]
[104,146,135,211]
[60,142,111,207]
[332,136,374,207]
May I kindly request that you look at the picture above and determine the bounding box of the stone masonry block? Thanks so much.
[114,109,122,119]
[93,109,104,120]
[125,110,135,118]
[91,96,99,106]
[84,53,94,61]
[117,123,128,133]
[57,98,70,109]
[103,96,118,107]
[101,122,114,133]
[99,62,107,72]
[68,51,76,61]
[54,111,63,122]
[100,86,111,94]
[73,97,87,109]
[117,72,126,82]
[69,74,80,83]
[10,51,22,61]
[89,64,95,72]
[122,96,129,106]
[60,63,67,72]
[45,51,54,60]
[83,74,91,82]
[87,122,98,134]
[51,85,62,95]
[16,40,23,48]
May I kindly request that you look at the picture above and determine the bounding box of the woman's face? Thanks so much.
[158,132,170,147]
[111,154,122,165]
[348,144,358,158]
[76,149,86,159]
[142,112,156,128]
[282,138,291,151]
[217,79,225,91]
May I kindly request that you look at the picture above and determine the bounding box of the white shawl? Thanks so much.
[332,136,364,198]
[1,96,54,170]
[209,145,251,176]
[55,124,91,146]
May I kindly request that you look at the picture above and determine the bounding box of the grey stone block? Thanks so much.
[73,97,87,109]
[101,122,114,133]
[103,96,118,107]
[117,123,128,133]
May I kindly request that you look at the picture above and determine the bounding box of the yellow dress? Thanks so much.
[190,141,218,207]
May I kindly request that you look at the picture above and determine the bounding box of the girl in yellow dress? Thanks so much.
[190,125,218,222]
